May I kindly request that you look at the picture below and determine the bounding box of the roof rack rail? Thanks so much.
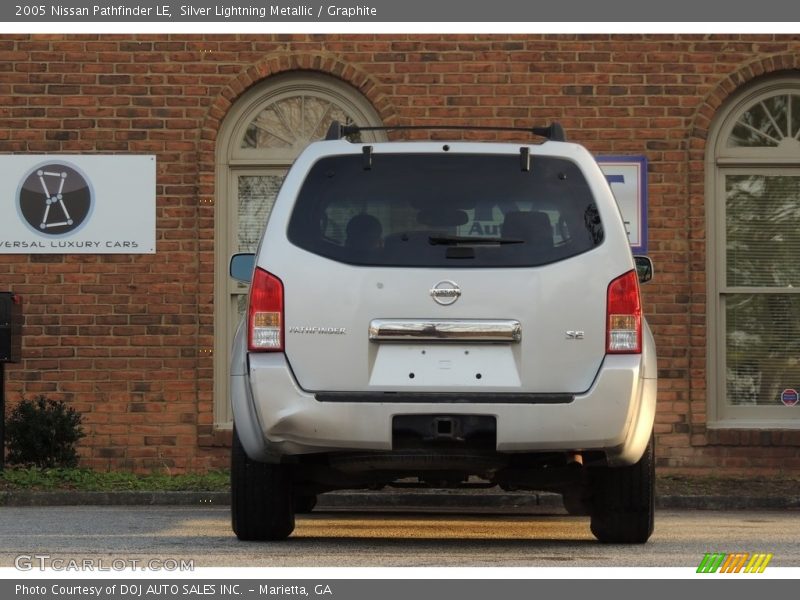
[324,121,567,142]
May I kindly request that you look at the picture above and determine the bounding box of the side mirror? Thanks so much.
[634,255,653,284]
[229,253,255,283]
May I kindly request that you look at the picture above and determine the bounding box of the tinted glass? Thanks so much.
[287,153,603,267]
[726,294,800,406]
[726,174,800,288]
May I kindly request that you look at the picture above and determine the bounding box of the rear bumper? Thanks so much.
[232,349,657,468]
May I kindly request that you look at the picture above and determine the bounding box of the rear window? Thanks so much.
[287,152,604,267]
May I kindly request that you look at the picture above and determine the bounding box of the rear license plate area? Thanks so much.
[369,344,520,388]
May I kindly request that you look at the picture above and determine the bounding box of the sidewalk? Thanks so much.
[2,487,799,511]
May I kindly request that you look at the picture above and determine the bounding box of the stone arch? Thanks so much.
[690,54,800,145]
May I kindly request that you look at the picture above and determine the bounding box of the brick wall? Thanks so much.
[2,34,800,473]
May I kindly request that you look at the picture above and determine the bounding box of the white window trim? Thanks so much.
[706,76,800,429]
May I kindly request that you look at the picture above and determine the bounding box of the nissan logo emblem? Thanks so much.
[430,280,461,305]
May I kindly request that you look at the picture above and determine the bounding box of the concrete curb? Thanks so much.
[2,489,799,511]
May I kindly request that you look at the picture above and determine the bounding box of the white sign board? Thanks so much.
[0,155,155,254]
[597,156,648,253]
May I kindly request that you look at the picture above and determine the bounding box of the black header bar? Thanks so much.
[2,0,800,23]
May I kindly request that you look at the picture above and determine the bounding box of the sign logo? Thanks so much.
[430,280,461,306]
[781,388,799,407]
[17,162,93,236]
[696,552,773,574]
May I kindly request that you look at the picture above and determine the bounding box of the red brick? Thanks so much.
[3,33,800,473]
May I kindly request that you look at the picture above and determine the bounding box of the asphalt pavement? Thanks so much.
[0,506,798,568]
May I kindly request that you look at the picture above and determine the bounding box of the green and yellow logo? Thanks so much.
[697,552,773,573]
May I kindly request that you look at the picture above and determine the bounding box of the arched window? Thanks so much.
[213,73,385,426]
[707,76,800,427]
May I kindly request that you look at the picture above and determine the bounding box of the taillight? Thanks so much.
[606,270,642,354]
[248,268,284,352]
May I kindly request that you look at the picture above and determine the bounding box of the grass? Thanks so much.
[1,468,799,498]
[0,467,230,492]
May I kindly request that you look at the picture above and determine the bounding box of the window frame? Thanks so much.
[707,76,800,429]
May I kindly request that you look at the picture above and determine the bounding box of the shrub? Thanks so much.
[4,396,85,468]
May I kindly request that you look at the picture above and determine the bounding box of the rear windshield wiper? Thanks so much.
[429,235,524,246]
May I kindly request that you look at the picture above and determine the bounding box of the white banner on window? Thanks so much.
[0,155,156,254]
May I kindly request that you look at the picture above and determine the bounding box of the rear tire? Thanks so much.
[231,427,295,541]
[561,488,591,516]
[294,495,317,514]
[589,433,655,544]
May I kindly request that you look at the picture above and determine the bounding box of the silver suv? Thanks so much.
[229,123,657,544]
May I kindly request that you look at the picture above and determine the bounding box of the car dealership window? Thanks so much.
[708,77,800,428]
[213,73,385,426]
